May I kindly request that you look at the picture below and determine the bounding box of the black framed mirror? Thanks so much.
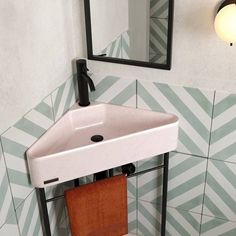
[84,0,174,70]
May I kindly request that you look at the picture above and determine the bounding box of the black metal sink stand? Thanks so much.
[36,152,169,236]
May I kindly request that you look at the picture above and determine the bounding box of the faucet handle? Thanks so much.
[81,64,89,73]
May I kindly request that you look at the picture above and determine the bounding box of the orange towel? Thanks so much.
[65,175,128,236]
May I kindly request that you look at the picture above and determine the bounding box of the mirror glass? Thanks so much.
[84,0,173,70]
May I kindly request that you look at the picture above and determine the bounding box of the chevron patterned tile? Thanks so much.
[150,0,169,18]
[168,153,207,213]
[90,74,136,108]
[200,215,236,236]
[121,31,130,60]
[0,213,20,236]
[137,200,161,236]
[137,167,163,204]
[0,144,14,228]
[52,76,77,121]
[137,80,214,157]
[203,159,236,221]
[137,153,206,213]
[209,92,236,163]
[101,35,122,59]
[16,190,43,236]
[1,96,54,208]
[149,53,167,64]
[137,155,163,172]
[166,207,201,236]
[48,199,69,236]
[150,18,168,57]
[127,176,137,199]
[128,197,137,234]
[137,201,201,236]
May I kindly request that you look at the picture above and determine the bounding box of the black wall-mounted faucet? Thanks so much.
[76,59,95,106]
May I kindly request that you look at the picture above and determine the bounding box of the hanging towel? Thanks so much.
[65,175,128,236]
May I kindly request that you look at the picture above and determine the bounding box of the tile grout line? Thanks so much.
[199,90,216,235]
[207,91,216,159]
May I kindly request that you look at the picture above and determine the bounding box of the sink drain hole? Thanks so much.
[91,135,104,142]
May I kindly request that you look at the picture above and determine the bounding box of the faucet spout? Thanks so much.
[81,73,95,91]
[76,59,95,107]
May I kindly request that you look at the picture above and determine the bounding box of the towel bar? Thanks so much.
[36,152,169,236]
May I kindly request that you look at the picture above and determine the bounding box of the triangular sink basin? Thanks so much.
[27,103,179,187]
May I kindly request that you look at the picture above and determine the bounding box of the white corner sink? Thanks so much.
[27,103,179,187]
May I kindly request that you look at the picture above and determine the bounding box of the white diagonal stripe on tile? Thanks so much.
[3,127,37,148]
[168,185,204,209]
[210,131,236,155]
[168,162,206,189]
[206,185,236,220]
[0,188,12,227]
[24,109,52,130]
[6,153,28,173]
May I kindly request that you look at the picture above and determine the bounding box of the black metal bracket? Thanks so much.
[36,153,169,236]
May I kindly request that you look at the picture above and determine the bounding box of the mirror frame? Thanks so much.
[84,0,174,70]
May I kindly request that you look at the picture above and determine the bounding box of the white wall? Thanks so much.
[1,0,236,135]
[0,0,86,134]
[90,0,128,54]
[87,0,236,93]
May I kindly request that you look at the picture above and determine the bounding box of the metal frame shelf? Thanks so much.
[36,152,169,236]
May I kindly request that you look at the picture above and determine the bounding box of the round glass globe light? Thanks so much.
[214,4,236,43]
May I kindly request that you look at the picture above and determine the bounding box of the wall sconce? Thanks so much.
[214,0,236,45]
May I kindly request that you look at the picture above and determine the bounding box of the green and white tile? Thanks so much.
[137,168,163,204]
[127,175,137,199]
[121,31,130,60]
[166,207,201,236]
[137,155,163,173]
[1,96,54,208]
[100,31,130,59]
[150,0,169,18]
[52,76,77,121]
[48,199,68,236]
[137,201,201,236]
[128,197,137,234]
[209,92,236,163]
[137,81,214,157]
[203,160,236,221]
[137,153,206,213]
[0,213,20,236]
[90,74,136,108]
[149,53,167,64]
[0,143,14,228]
[150,18,168,57]
[137,200,161,236]
[201,215,236,236]
[168,153,207,213]
[100,35,122,59]
[16,191,42,236]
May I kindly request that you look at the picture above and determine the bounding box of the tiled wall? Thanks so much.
[1,73,236,235]
[0,76,77,236]
[89,74,236,236]
[149,0,168,64]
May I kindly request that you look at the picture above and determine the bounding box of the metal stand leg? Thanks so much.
[161,153,169,236]
[36,188,51,236]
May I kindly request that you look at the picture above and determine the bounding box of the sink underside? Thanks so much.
[27,103,179,187]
